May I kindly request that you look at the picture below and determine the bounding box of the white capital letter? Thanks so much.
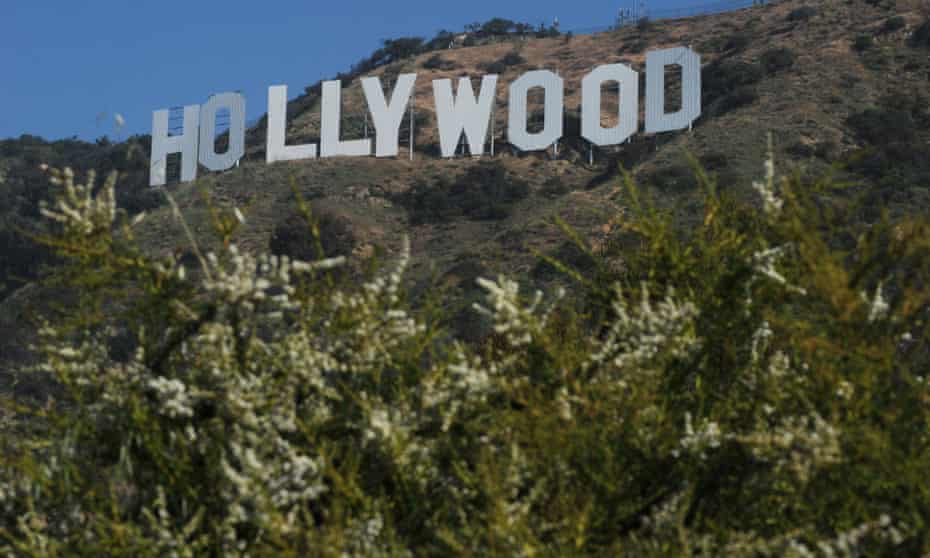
[508,70,563,152]
[150,105,199,186]
[361,74,417,157]
[582,64,639,146]
[266,85,317,163]
[645,47,701,134]
[199,92,246,172]
[321,80,372,158]
[432,75,498,158]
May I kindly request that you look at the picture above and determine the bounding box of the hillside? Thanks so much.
[4,0,930,396]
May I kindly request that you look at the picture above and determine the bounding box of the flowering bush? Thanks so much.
[1,145,929,556]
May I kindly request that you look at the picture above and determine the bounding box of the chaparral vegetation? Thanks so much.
[1,140,929,557]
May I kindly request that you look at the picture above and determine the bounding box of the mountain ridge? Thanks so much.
[3,0,930,394]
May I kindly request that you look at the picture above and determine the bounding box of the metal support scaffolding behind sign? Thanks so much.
[409,91,415,161]
[490,109,495,157]
[163,106,186,184]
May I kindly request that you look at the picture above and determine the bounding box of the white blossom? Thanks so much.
[863,282,890,322]
[586,282,699,373]
[752,136,783,215]
[147,376,194,419]
[673,412,724,460]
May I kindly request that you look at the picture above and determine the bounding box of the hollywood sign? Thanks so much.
[149,46,701,186]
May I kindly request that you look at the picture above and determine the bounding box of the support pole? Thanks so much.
[490,95,496,157]
[409,92,415,161]
[553,69,561,157]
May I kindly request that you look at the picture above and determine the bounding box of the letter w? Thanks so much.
[432,75,498,158]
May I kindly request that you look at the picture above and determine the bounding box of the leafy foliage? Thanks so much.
[702,60,764,116]
[787,6,817,22]
[479,50,526,74]
[698,31,751,54]
[0,134,155,301]
[539,176,572,198]
[844,93,930,192]
[381,37,425,62]
[909,16,930,48]
[477,18,524,37]
[646,162,699,192]
[269,208,356,261]
[422,54,455,71]
[423,30,456,52]
[395,162,530,224]
[1,144,930,555]
[853,34,874,51]
[879,15,906,34]
[760,47,796,74]
[722,31,753,52]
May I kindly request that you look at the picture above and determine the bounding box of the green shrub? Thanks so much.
[396,162,530,223]
[533,22,561,38]
[814,140,838,159]
[788,140,838,162]
[423,54,455,70]
[479,50,526,74]
[381,37,425,62]
[845,146,892,178]
[479,61,508,74]
[586,142,656,189]
[499,51,525,66]
[0,217,56,300]
[700,60,762,116]
[717,85,760,114]
[478,17,524,37]
[423,30,456,51]
[787,6,817,21]
[539,176,571,198]
[844,96,930,190]
[269,208,356,260]
[646,162,698,191]
[910,17,930,48]
[703,60,764,100]
[698,151,729,170]
[853,34,874,51]
[760,47,796,74]
[0,135,156,302]
[847,107,916,145]
[880,15,906,33]
[5,150,930,556]
[531,239,596,280]
[618,38,649,54]
[722,31,752,51]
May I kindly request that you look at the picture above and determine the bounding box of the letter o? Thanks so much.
[508,70,564,152]
[581,64,639,146]
[199,92,246,172]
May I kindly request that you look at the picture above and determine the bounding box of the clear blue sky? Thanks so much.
[2,0,706,141]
